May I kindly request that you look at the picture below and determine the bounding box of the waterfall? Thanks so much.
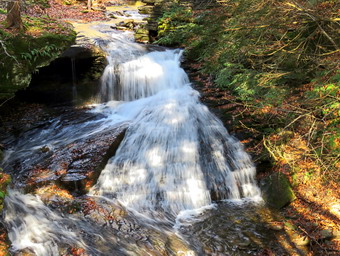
[91,32,260,216]
[2,26,261,256]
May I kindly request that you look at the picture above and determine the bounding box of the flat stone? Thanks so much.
[61,173,87,182]
[8,109,129,194]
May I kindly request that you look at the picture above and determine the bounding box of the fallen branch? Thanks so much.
[298,226,329,255]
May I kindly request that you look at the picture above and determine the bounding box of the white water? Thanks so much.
[3,190,85,256]
[2,27,261,255]
[91,31,260,216]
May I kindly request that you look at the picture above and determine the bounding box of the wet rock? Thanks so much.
[61,45,104,60]
[107,12,118,19]
[138,5,154,14]
[40,146,50,153]
[107,10,124,18]
[60,173,87,192]
[79,196,192,255]
[135,28,149,43]
[259,172,296,209]
[19,119,128,194]
[268,222,284,231]
[117,19,136,30]
[56,123,128,193]
[236,238,251,249]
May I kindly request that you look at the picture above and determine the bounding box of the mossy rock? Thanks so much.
[0,28,76,104]
[259,172,296,209]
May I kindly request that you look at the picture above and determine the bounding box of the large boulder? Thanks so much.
[259,172,296,209]
[2,108,128,194]
[28,122,128,194]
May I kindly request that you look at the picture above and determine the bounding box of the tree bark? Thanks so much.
[6,0,24,30]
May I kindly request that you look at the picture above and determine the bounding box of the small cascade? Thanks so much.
[98,33,188,102]
[3,190,84,256]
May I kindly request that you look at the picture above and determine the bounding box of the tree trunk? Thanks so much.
[87,0,92,11]
[6,0,24,30]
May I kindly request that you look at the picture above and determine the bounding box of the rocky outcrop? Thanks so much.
[259,172,296,209]
[1,107,128,194]
[27,122,128,194]
[140,0,173,34]
[0,29,76,106]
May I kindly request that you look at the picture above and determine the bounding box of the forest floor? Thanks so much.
[188,65,340,255]
[1,0,339,255]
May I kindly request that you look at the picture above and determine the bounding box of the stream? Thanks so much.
[0,7,290,256]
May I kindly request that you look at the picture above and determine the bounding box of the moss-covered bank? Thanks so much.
[0,15,76,105]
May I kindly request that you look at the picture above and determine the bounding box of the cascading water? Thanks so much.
[1,21,263,256]
[91,32,260,216]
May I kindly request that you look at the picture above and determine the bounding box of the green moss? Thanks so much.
[0,22,76,103]
[260,172,296,209]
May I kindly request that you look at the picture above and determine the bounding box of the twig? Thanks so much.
[298,226,329,255]
[0,95,14,107]
[263,137,278,161]
[239,120,260,135]
[0,39,18,64]
[283,112,310,130]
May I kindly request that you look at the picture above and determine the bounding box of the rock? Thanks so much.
[6,109,129,194]
[54,122,128,193]
[236,238,251,248]
[319,229,334,240]
[61,45,104,60]
[138,5,154,14]
[40,146,50,153]
[259,172,296,209]
[268,222,284,231]
[135,28,149,43]
[107,13,118,19]
[117,19,135,30]
[60,173,87,192]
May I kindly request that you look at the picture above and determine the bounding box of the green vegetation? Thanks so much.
[0,170,11,214]
[156,0,339,181]
[0,15,76,104]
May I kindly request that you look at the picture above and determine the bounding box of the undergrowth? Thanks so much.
[156,0,339,183]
